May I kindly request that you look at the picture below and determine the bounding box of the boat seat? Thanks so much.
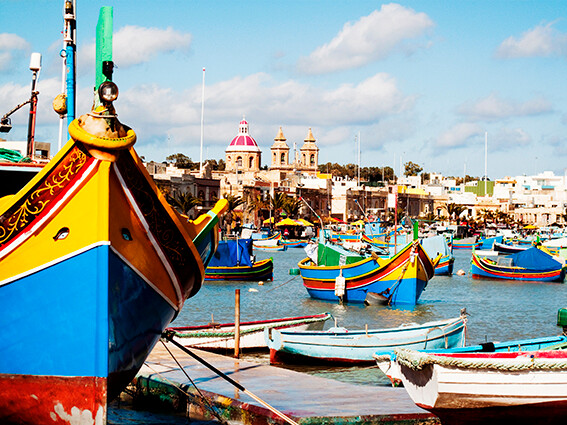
[480,342,496,352]
[496,257,514,267]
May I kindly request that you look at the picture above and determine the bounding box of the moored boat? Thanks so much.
[394,348,567,423]
[205,237,273,281]
[452,237,481,250]
[375,334,567,387]
[266,314,467,365]
[493,241,529,254]
[421,235,454,275]
[298,230,439,305]
[280,239,308,248]
[166,313,331,352]
[471,246,566,282]
[0,11,228,423]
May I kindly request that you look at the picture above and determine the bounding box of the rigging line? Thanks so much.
[162,331,300,425]
[265,275,298,293]
[159,339,229,425]
[142,360,227,425]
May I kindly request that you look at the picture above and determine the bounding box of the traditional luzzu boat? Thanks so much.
[265,314,467,365]
[471,246,566,282]
[393,348,567,423]
[298,229,439,305]
[452,236,481,250]
[205,237,273,281]
[0,34,227,425]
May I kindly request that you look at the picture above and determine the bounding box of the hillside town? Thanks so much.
[145,117,567,231]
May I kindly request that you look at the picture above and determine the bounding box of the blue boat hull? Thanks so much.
[0,244,175,412]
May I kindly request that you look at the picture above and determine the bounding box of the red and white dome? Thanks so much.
[226,118,261,153]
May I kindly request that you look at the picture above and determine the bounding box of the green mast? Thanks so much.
[95,6,113,97]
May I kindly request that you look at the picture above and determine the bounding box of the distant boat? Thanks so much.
[493,241,529,254]
[280,239,308,248]
[166,313,331,352]
[205,238,273,281]
[421,235,454,275]
[453,237,481,250]
[298,230,439,305]
[375,334,567,387]
[393,348,567,422]
[471,246,566,282]
[265,314,467,365]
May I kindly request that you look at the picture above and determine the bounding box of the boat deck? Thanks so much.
[134,342,439,424]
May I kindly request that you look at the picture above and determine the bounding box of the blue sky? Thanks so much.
[2,1,567,179]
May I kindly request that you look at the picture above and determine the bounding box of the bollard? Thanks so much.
[234,289,240,358]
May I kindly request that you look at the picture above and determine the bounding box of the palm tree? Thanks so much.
[269,192,288,226]
[167,191,201,216]
[282,197,302,219]
[222,193,245,235]
[246,194,268,227]
[443,203,466,224]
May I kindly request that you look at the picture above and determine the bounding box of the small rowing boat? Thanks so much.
[265,314,467,365]
[166,313,331,352]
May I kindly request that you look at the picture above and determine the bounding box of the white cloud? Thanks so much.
[0,33,30,72]
[457,93,552,121]
[490,127,532,151]
[297,3,434,74]
[436,122,483,148]
[496,22,567,59]
[81,26,192,72]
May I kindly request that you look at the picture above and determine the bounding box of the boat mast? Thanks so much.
[484,131,488,197]
[26,53,41,159]
[64,0,77,137]
[95,6,113,100]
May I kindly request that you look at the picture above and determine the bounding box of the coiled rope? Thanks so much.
[0,148,31,163]
[394,347,567,372]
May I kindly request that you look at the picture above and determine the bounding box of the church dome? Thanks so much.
[226,118,261,153]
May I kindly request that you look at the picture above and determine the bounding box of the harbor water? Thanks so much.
[173,246,567,386]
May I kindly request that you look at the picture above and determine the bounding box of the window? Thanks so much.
[281,153,285,165]
[236,157,242,167]
[249,156,254,168]
[198,190,205,199]
[310,154,315,166]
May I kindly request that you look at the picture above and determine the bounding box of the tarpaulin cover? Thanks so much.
[209,239,253,267]
[509,246,563,271]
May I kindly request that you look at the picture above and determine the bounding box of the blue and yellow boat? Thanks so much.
[0,82,227,422]
[205,238,273,281]
[298,230,439,305]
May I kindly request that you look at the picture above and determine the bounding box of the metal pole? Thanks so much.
[199,67,205,176]
[26,70,38,159]
[234,289,240,358]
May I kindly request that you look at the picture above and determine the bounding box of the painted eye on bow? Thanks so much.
[53,227,70,241]
[121,228,133,241]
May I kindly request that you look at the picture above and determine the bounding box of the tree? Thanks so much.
[167,191,201,216]
[222,193,245,235]
[443,203,466,223]
[246,194,268,227]
[269,192,288,226]
[282,196,302,218]
[404,161,423,177]
[166,153,195,169]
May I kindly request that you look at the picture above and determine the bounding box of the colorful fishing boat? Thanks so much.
[265,314,467,365]
[452,236,481,250]
[375,334,567,387]
[280,239,308,248]
[0,14,227,424]
[205,237,273,281]
[493,241,529,254]
[421,235,454,275]
[298,230,439,305]
[471,246,566,282]
[393,348,567,423]
[166,313,331,352]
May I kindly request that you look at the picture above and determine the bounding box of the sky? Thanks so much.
[2,1,567,180]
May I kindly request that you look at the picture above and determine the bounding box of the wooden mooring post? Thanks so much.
[234,289,240,358]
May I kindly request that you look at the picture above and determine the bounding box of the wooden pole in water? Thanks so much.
[234,289,240,358]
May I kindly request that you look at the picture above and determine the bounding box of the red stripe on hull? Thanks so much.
[0,374,106,424]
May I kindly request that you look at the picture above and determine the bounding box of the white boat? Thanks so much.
[374,334,567,387]
[165,313,331,352]
[392,348,567,422]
